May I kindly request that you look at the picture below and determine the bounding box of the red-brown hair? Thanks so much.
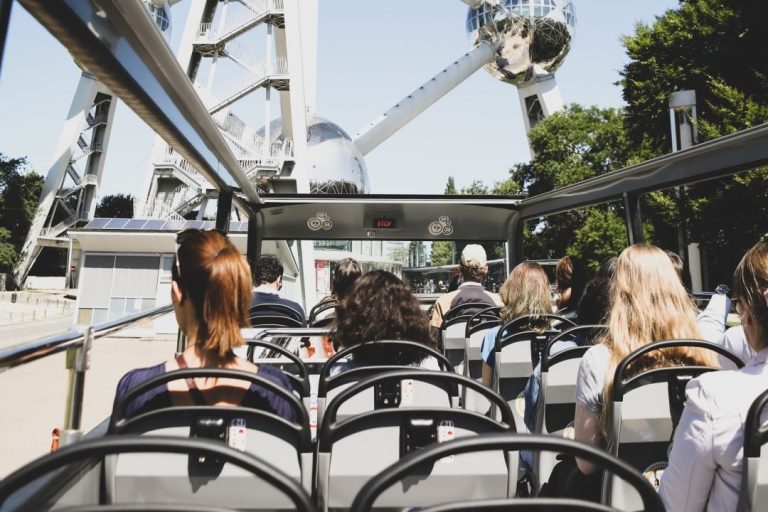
[173,230,252,356]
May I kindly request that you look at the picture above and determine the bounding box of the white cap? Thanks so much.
[460,244,487,268]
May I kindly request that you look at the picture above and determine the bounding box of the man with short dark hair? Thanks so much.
[251,255,306,326]
[430,244,501,328]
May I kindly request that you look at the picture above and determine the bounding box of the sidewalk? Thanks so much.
[0,290,75,327]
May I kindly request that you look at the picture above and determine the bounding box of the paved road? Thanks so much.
[0,335,176,478]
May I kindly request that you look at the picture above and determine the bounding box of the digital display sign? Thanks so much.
[373,217,396,229]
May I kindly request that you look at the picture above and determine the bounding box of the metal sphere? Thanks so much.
[260,114,370,194]
[466,0,576,85]
[143,0,172,38]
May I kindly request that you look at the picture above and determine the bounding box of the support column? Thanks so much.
[215,189,232,232]
[623,192,644,245]
[247,214,264,281]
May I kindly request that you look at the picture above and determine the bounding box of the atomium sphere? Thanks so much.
[466,0,576,85]
[259,114,370,195]
[70,0,172,72]
[143,0,172,39]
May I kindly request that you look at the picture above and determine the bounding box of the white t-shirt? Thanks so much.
[575,343,612,414]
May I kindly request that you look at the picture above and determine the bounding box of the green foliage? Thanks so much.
[509,105,639,270]
[621,0,768,151]
[510,105,639,196]
[95,193,134,218]
[0,227,17,273]
[568,209,628,273]
[429,241,454,266]
[621,0,768,285]
[444,176,457,195]
[0,154,43,277]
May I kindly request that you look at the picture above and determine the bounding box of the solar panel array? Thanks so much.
[82,218,250,232]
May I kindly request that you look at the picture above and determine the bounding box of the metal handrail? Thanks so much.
[0,303,174,445]
[0,304,173,372]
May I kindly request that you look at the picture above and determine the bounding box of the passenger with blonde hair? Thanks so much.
[112,229,296,420]
[572,244,717,477]
[660,240,768,511]
[480,261,552,387]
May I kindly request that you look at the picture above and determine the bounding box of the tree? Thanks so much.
[621,0,768,152]
[508,105,641,270]
[95,193,134,218]
[0,154,43,275]
[620,0,768,285]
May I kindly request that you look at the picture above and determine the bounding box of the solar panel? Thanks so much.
[142,219,167,230]
[85,218,110,229]
[104,218,130,229]
[124,219,148,229]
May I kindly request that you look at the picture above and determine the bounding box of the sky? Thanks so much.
[0,0,679,200]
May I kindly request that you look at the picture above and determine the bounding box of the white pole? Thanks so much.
[353,41,495,155]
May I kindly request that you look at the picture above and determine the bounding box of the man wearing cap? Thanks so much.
[430,244,502,328]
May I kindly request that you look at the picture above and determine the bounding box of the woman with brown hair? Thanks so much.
[660,240,768,511]
[112,229,296,420]
[480,261,553,387]
[330,269,438,374]
[573,244,717,476]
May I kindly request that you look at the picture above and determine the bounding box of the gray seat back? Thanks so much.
[604,339,743,511]
[349,434,665,512]
[0,437,315,512]
[737,387,768,512]
[316,370,516,511]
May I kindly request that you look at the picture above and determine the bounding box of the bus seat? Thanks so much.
[737,387,768,512]
[0,437,315,512]
[316,341,452,426]
[441,302,497,371]
[108,369,312,497]
[604,339,744,511]
[349,434,664,512]
[243,338,312,411]
[249,302,305,328]
[316,405,515,511]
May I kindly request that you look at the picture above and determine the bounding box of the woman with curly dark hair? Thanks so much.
[330,270,438,374]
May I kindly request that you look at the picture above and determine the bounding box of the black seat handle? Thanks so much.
[320,369,515,431]
[244,339,310,397]
[442,302,500,328]
[540,325,606,372]
[308,299,338,324]
[465,306,501,337]
[744,387,768,458]
[0,436,316,512]
[320,340,453,381]
[110,368,308,430]
[349,434,665,512]
[499,314,576,339]
[612,338,745,401]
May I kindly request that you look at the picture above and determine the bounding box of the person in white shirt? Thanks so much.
[697,288,753,367]
[660,239,768,511]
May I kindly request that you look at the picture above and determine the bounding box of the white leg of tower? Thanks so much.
[299,0,319,113]
[516,73,564,135]
[275,28,293,139]
[282,0,316,310]
[352,41,494,155]
[282,0,309,193]
[138,0,208,216]
[14,73,116,286]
